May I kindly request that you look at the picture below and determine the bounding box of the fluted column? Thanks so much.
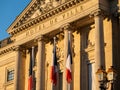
[94,10,105,69]
[61,23,71,90]
[36,35,45,90]
[14,46,21,90]
[93,10,105,90]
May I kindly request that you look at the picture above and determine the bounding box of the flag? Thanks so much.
[66,31,72,83]
[50,37,58,85]
[28,55,33,90]
[28,47,34,90]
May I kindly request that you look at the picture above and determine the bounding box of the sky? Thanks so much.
[0,0,31,41]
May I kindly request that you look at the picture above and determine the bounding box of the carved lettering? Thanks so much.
[67,12,70,17]
[25,5,83,37]
[50,19,54,25]
[42,24,45,29]
[70,10,74,16]
[30,29,34,35]
[62,14,66,19]
[26,31,30,36]
[50,18,58,25]
[54,18,57,23]
[39,25,41,30]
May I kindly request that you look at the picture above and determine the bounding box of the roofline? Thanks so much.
[7,0,37,33]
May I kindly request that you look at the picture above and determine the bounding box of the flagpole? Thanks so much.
[68,83,70,90]
[32,46,35,90]
[51,37,57,90]
[68,31,70,90]
[68,31,71,90]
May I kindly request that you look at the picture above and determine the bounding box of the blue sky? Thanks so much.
[0,0,31,40]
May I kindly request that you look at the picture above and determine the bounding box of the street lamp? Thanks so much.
[96,67,107,90]
[107,66,117,83]
[96,67,107,82]
[96,66,117,90]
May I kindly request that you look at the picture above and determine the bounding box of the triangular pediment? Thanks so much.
[7,0,39,33]
[30,9,41,20]
[7,0,61,35]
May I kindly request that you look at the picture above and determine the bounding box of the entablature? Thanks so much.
[8,0,98,36]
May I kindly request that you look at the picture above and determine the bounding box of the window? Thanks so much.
[88,63,96,90]
[7,69,14,82]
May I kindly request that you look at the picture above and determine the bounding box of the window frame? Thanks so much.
[5,66,14,83]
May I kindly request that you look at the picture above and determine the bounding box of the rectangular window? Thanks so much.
[88,63,96,90]
[7,69,14,82]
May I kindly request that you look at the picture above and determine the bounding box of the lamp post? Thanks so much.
[107,66,117,90]
[96,67,107,90]
[96,66,117,90]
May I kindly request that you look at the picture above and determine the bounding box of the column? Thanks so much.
[94,11,105,69]
[14,46,21,90]
[94,10,105,90]
[36,35,45,90]
[61,23,71,90]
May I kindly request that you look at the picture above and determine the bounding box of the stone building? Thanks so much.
[0,0,120,90]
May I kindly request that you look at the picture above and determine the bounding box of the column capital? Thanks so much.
[60,23,73,31]
[35,35,45,42]
[89,9,108,18]
[13,46,26,55]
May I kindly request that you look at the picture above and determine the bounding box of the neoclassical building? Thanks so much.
[0,0,120,90]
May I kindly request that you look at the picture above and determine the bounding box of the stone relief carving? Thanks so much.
[40,0,61,13]
[56,47,64,71]
[54,34,64,71]
[87,40,94,48]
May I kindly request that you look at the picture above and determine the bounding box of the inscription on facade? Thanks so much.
[25,5,83,37]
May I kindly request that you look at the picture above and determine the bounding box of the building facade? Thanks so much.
[0,0,120,90]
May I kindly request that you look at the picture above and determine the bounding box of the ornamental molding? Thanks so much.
[34,35,44,41]
[7,0,38,32]
[89,8,109,18]
[0,45,25,56]
[0,46,15,55]
[8,0,82,36]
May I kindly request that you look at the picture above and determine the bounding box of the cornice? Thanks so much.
[0,45,25,56]
[7,0,38,33]
[0,46,15,56]
[9,0,83,36]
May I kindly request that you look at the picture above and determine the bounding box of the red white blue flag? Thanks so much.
[28,47,34,90]
[50,37,58,85]
[66,31,72,83]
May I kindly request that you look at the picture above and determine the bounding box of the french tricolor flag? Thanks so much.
[66,31,72,83]
[28,52,33,90]
[28,47,34,90]
[50,37,58,85]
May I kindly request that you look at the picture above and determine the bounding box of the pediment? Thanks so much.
[7,0,39,33]
[30,9,41,19]
[7,0,61,35]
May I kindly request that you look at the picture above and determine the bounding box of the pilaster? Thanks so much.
[13,46,21,90]
[91,9,105,90]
